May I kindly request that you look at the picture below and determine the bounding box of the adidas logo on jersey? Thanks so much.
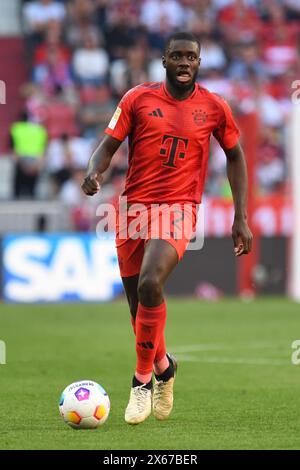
[148,108,164,117]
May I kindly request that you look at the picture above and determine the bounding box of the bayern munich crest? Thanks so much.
[192,109,208,126]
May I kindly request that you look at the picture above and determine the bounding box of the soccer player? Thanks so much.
[81,32,253,425]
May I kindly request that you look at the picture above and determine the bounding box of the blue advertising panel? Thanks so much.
[3,234,123,302]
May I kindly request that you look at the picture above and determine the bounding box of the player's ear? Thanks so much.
[162,56,166,68]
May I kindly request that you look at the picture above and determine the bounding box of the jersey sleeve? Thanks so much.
[104,90,134,142]
[212,95,240,150]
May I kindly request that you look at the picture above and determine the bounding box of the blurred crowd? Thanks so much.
[10,0,300,228]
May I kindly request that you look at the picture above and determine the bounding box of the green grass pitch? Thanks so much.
[0,298,300,450]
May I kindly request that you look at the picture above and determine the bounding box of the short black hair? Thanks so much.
[164,32,200,55]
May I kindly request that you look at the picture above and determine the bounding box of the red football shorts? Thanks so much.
[115,202,198,278]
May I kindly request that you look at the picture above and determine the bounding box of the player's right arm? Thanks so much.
[81,135,122,196]
[82,89,135,196]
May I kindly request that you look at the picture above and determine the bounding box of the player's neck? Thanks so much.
[165,80,195,101]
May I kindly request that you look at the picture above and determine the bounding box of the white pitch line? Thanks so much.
[170,342,286,353]
[173,354,288,366]
[170,344,225,353]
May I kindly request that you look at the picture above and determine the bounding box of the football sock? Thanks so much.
[132,376,152,390]
[131,314,167,366]
[155,354,174,382]
[131,312,167,377]
[155,333,166,363]
[135,300,167,375]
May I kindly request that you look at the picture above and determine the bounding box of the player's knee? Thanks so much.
[137,275,162,305]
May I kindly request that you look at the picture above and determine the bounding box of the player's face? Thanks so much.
[163,40,201,93]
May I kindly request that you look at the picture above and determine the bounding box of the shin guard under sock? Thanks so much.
[135,300,167,375]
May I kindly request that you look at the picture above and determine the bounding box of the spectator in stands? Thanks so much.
[65,0,101,50]
[196,33,227,72]
[23,0,66,34]
[187,11,218,39]
[78,85,115,139]
[207,172,233,198]
[33,20,70,67]
[66,16,101,51]
[23,0,66,59]
[104,11,137,61]
[33,42,73,96]
[284,0,300,20]
[228,41,267,81]
[72,31,109,86]
[256,126,286,194]
[67,0,96,24]
[110,45,149,98]
[146,17,169,57]
[45,133,73,196]
[257,152,285,195]
[10,111,47,198]
[12,0,296,206]
[259,2,300,76]
[59,167,86,206]
[42,85,79,139]
[59,168,95,231]
[46,130,95,196]
[140,0,185,33]
[217,0,262,44]
[94,0,108,29]
[200,68,234,99]
[20,82,47,123]
[192,0,217,22]
[255,79,291,127]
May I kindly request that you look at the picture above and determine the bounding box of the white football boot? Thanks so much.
[125,384,152,425]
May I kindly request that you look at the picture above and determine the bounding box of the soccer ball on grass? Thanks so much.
[59,380,110,429]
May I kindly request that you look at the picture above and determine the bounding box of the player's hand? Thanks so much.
[81,172,103,196]
[232,218,253,256]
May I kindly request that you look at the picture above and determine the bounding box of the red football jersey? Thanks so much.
[105,82,240,204]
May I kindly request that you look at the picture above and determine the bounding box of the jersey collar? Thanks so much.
[162,81,197,102]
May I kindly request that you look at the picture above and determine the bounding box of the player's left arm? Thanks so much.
[224,142,253,256]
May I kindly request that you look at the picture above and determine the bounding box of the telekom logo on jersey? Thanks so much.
[160,135,189,168]
[95,197,205,250]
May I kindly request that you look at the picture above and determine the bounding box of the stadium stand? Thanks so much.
[0,0,298,236]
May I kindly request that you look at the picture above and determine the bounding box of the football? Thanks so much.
[59,380,110,429]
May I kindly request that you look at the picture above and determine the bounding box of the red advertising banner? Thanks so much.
[202,194,292,237]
